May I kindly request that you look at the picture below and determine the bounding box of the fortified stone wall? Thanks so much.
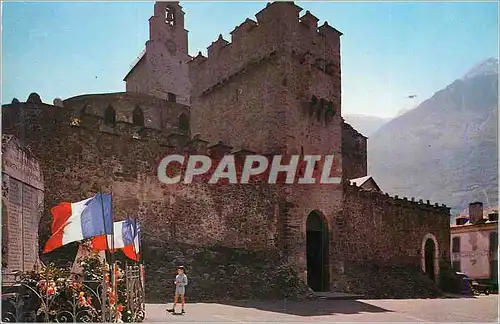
[2,96,452,298]
[1,1,454,299]
[341,121,367,180]
[1,99,282,257]
[342,181,451,265]
[333,182,451,296]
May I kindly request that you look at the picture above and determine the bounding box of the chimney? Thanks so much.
[468,202,484,223]
[488,212,498,222]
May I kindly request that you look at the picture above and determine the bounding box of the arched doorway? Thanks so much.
[421,233,439,283]
[306,210,329,292]
[424,239,435,281]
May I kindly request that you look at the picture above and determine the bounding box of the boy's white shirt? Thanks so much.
[175,273,188,286]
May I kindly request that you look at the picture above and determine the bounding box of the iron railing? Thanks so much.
[2,278,103,322]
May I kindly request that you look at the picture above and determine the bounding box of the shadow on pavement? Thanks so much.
[438,294,478,299]
[361,294,478,300]
[207,299,393,316]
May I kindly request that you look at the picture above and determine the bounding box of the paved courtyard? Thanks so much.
[145,295,498,322]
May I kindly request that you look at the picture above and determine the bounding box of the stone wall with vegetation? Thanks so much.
[142,243,310,302]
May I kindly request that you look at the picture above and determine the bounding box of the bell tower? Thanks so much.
[149,1,188,54]
[124,1,191,105]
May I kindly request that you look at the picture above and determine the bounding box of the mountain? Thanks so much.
[368,58,499,215]
[395,107,416,117]
[462,57,499,80]
[343,114,391,137]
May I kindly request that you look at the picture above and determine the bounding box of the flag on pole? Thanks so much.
[91,219,141,261]
[43,193,113,253]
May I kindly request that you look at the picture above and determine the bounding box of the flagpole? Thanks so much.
[128,218,139,262]
[98,188,110,322]
[98,189,111,259]
[138,220,143,265]
[109,191,116,322]
[109,191,115,260]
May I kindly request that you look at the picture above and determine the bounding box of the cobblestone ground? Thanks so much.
[145,295,498,322]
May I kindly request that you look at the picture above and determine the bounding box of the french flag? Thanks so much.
[43,194,113,253]
[91,219,141,262]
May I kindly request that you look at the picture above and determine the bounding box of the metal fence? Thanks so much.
[124,264,146,322]
[2,279,103,322]
[1,265,146,323]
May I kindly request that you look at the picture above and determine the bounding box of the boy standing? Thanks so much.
[167,266,188,314]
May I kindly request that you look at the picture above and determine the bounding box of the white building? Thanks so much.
[450,202,498,283]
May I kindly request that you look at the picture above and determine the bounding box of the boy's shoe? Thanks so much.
[181,309,185,314]
[166,309,174,313]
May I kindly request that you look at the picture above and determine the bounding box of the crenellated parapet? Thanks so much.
[1,93,266,164]
[343,179,451,216]
[189,1,342,98]
[62,92,190,132]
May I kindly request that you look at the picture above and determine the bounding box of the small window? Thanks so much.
[104,105,116,125]
[490,232,498,252]
[178,113,189,132]
[452,260,461,272]
[235,89,242,102]
[311,95,318,106]
[167,92,177,103]
[81,104,89,116]
[133,106,145,127]
[165,5,175,26]
[490,259,498,281]
[452,237,461,253]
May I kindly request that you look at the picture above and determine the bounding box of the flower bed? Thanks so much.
[2,249,143,323]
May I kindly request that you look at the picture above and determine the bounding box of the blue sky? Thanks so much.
[2,1,498,117]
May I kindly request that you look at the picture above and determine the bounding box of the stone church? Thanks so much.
[2,1,452,299]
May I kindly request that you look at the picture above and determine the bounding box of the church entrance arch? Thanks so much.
[306,210,329,292]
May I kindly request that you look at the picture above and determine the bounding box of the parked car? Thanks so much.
[455,272,492,296]
[471,279,492,295]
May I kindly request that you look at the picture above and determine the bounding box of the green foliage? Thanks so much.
[15,245,142,322]
[142,243,310,302]
[79,251,105,282]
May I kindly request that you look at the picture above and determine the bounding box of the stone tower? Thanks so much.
[189,2,343,159]
[124,1,191,106]
[188,3,347,288]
